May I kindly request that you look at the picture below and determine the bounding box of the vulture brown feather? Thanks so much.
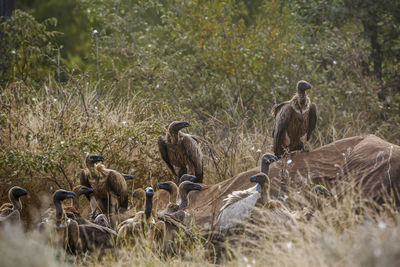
[158,121,203,183]
[271,80,317,157]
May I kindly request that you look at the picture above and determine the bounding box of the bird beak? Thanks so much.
[189,183,202,191]
[177,121,190,129]
[157,182,172,192]
[78,187,94,195]
[123,174,134,181]
[179,174,197,183]
[269,155,279,163]
[304,82,312,90]
[14,188,28,197]
[89,155,104,163]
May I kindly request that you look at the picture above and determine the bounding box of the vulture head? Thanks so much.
[297,80,312,92]
[261,153,278,176]
[168,121,190,134]
[94,214,110,228]
[53,190,76,203]
[144,187,155,220]
[250,173,270,194]
[85,154,104,166]
[77,186,94,196]
[157,181,176,193]
[179,174,197,184]
[10,186,28,199]
[179,181,202,194]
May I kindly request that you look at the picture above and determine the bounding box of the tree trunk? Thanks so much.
[0,0,16,18]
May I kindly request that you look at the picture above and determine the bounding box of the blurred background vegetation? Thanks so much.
[0,0,400,222]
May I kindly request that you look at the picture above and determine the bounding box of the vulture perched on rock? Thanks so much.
[271,80,317,157]
[80,154,129,217]
[0,186,27,226]
[158,121,203,184]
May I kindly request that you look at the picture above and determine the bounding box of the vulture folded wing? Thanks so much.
[217,192,260,231]
[158,136,177,177]
[307,103,317,140]
[182,134,203,182]
[80,169,91,188]
[273,104,293,156]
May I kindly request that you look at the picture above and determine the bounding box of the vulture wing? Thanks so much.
[79,223,117,250]
[79,169,91,188]
[307,103,317,140]
[158,136,177,177]
[106,170,129,210]
[273,103,293,156]
[182,134,203,182]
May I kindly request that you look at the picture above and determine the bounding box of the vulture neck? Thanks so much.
[178,190,189,210]
[144,195,153,221]
[54,199,64,224]
[87,163,100,180]
[9,191,22,212]
[167,130,180,144]
[261,161,271,176]
[258,182,270,204]
[170,184,179,204]
[297,90,307,109]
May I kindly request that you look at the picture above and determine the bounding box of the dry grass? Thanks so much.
[1,81,399,266]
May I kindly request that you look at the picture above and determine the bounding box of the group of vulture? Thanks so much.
[0,80,330,257]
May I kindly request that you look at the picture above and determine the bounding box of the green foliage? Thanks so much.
[0,10,61,85]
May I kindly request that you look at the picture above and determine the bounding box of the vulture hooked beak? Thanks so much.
[297,80,312,91]
[123,174,134,181]
[78,186,94,196]
[12,187,28,198]
[262,154,278,164]
[250,173,268,184]
[157,182,172,192]
[88,155,104,163]
[179,174,197,183]
[53,190,76,202]
[186,182,202,192]
[171,121,190,132]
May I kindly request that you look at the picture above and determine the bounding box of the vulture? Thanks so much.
[80,154,129,217]
[64,185,94,224]
[158,121,203,183]
[118,187,191,253]
[271,80,317,157]
[216,172,294,231]
[158,181,202,225]
[157,181,179,214]
[0,186,27,226]
[49,190,81,255]
[117,187,164,246]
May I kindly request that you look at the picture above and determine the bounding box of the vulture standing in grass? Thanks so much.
[158,180,202,225]
[117,187,166,247]
[0,186,27,226]
[271,80,317,157]
[64,185,94,224]
[51,190,81,255]
[80,154,129,217]
[158,121,203,183]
